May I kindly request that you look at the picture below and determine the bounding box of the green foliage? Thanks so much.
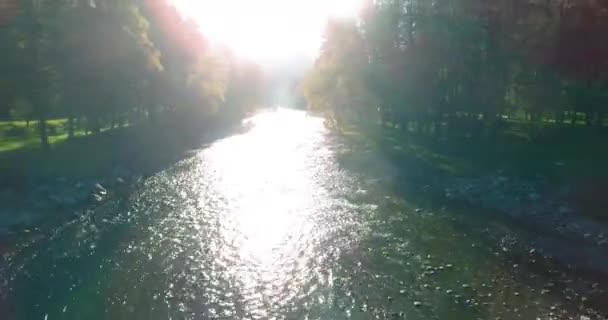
[0,0,267,150]
[303,0,608,137]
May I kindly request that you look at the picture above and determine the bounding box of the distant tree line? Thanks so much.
[0,0,267,147]
[303,0,608,140]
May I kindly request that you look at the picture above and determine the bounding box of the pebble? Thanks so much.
[413,301,422,307]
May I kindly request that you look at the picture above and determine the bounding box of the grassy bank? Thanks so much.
[342,122,608,181]
[0,119,91,152]
[337,123,608,222]
[0,125,202,181]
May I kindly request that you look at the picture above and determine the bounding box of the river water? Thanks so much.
[0,109,604,320]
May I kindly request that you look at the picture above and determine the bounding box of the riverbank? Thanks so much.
[336,126,608,275]
[0,120,250,237]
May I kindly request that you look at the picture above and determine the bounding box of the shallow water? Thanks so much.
[0,109,604,320]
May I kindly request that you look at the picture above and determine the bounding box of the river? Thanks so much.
[0,109,604,320]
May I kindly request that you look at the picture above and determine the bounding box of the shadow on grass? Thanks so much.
[342,125,608,181]
[335,124,608,224]
[0,120,248,182]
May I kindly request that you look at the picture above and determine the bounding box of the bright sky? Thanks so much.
[172,0,362,65]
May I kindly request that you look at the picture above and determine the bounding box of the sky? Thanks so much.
[172,0,362,66]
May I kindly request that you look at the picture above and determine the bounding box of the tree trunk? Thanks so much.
[67,114,75,139]
[556,111,564,126]
[571,111,577,126]
[38,116,49,148]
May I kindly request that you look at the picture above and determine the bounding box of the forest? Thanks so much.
[304,0,608,142]
[0,0,266,151]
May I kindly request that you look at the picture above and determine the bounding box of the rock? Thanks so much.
[94,183,107,196]
[413,301,422,307]
[116,177,126,184]
[415,208,423,213]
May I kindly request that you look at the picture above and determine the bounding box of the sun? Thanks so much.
[172,0,363,64]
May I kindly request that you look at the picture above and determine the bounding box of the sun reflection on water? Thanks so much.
[206,108,329,312]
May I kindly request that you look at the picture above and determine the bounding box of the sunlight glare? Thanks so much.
[172,0,363,63]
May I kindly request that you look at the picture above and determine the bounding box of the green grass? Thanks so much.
[0,118,127,153]
[0,120,213,179]
[336,123,608,223]
[0,131,89,153]
[339,122,608,182]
